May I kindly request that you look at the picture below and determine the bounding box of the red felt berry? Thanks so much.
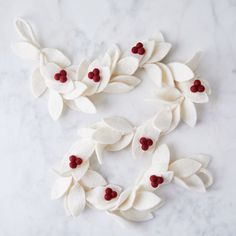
[93,68,100,75]
[131,46,138,54]
[93,75,101,82]
[139,137,147,145]
[138,47,145,55]
[104,193,112,201]
[69,155,77,162]
[147,139,153,146]
[105,188,112,194]
[141,144,149,151]
[111,191,118,198]
[69,161,77,169]
[150,175,158,183]
[60,69,67,76]
[194,79,201,86]
[157,176,164,184]
[151,182,159,188]
[136,42,143,48]
[59,75,67,83]
[54,73,60,81]
[75,157,83,165]
[198,85,205,92]
[88,71,94,79]
[190,85,198,93]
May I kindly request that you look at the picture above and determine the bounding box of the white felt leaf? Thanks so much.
[67,184,86,216]
[103,82,134,93]
[184,174,206,193]
[71,161,90,181]
[31,67,47,97]
[147,42,172,63]
[74,97,96,114]
[133,191,162,211]
[154,32,165,42]
[186,51,202,71]
[164,105,181,134]
[173,176,190,189]
[12,42,40,60]
[111,75,141,87]
[197,168,213,188]
[110,189,132,211]
[152,144,170,172]
[157,63,174,87]
[48,90,63,120]
[41,48,71,67]
[63,82,87,100]
[188,154,210,168]
[119,190,137,211]
[14,17,39,46]
[181,99,197,127]
[139,40,155,66]
[80,170,107,188]
[95,143,106,164]
[120,209,154,222]
[153,109,172,132]
[103,117,133,134]
[106,44,121,73]
[143,63,162,87]
[77,60,89,81]
[97,67,111,93]
[114,56,139,75]
[92,127,121,144]
[106,133,134,152]
[106,211,128,228]
[168,63,194,82]
[51,176,72,200]
[169,159,202,178]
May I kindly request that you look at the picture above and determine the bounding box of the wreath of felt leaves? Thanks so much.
[13,18,213,224]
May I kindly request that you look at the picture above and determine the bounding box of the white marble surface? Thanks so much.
[0,0,236,235]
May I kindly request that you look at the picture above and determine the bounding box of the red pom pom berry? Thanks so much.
[111,191,117,198]
[60,69,67,76]
[151,182,159,188]
[150,175,158,183]
[194,79,201,86]
[54,73,60,80]
[69,155,77,162]
[93,75,101,82]
[190,85,198,93]
[131,46,138,54]
[59,75,67,83]
[138,47,145,55]
[69,161,77,169]
[198,85,205,92]
[157,176,164,184]
[104,193,112,201]
[75,157,83,165]
[147,139,153,146]
[139,137,147,145]
[88,72,94,79]
[93,68,100,75]
[105,188,112,194]
[136,42,143,48]
[141,144,149,151]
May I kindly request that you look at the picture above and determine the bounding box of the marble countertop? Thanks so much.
[0,0,236,235]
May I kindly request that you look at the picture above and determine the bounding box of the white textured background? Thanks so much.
[0,0,236,235]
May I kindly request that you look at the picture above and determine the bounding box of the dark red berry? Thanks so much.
[93,68,100,75]
[104,193,112,201]
[139,137,147,145]
[88,71,94,79]
[54,73,60,80]
[69,155,77,162]
[190,85,198,93]
[147,139,153,146]
[198,85,205,92]
[138,47,145,55]
[157,176,164,184]
[150,175,158,183]
[136,42,143,48]
[105,188,112,194]
[69,161,77,169]
[59,75,67,83]
[131,46,138,54]
[194,79,201,86]
[111,191,118,198]
[151,182,159,188]
[60,69,67,76]
[93,75,100,82]
[141,144,149,151]
[75,157,83,165]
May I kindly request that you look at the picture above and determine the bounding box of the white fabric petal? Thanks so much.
[111,75,141,87]
[74,97,96,114]
[197,168,213,188]
[153,109,172,132]
[133,191,162,211]
[114,56,139,75]
[71,160,90,181]
[48,90,63,120]
[31,67,47,97]
[119,189,137,211]
[186,51,202,71]
[164,105,181,134]
[97,67,111,93]
[12,42,40,60]
[169,159,202,178]
[106,211,129,228]
[110,189,132,211]
[168,63,194,82]
[106,133,134,152]
[103,82,134,93]
[95,143,106,164]
[184,174,206,193]
[181,99,197,127]
[153,32,165,42]
[139,40,155,66]
[157,63,175,87]
[76,60,89,81]
[188,154,210,168]
[103,117,133,134]
[67,184,86,216]
[106,44,121,73]
[92,127,121,144]
[51,176,72,200]
[152,144,170,172]
[120,209,154,222]
[41,48,71,67]
[147,42,172,63]
[143,63,162,87]
[173,176,190,189]
[63,82,87,100]
[80,170,107,188]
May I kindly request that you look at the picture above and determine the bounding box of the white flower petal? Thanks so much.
[111,75,141,87]
[77,60,89,81]
[120,209,154,222]
[41,48,71,67]
[95,143,106,164]
[74,97,96,114]
[173,176,190,189]
[157,63,174,87]
[186,51,202,71]
[114,56,139,75]
[103,117,133,134]
[12,42,40,60]
[169,159,202,178]
[80,170,107,188]
[165,105,181,134]
[51,176,72,200]
[103,82,134,93]
[119,190,137,211]
[106,211,128,227]
[143,63,162,87]
[48,90,63,120]
[147,42,172,63]
[181,99,197,127]
[188,154,210,168]
[106,44,121,73]
[139,40,155,66]
[97,67,111,93]
[153,32,165,42]
[92,127,122,144]
[133,191,162,211]
[110,189,132,211]
[63,82,87,100]
[154,87,182,105]
[184,174,206,193]
[67,184,86,216]
[71,160,90,181]
[197,168,213,188]
[31,67,47,97]
[168,63,194,82]
[153,109,172,132]
[152,144,170,172]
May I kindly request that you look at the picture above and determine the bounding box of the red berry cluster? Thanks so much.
[69,155,83,169]
[149,175,164,188]
[54,69,68,83]
[131,42,145,55]
[190,79,205,93]
[139,137,153,151]
[104,187,118,201]
[88,68,101,82]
